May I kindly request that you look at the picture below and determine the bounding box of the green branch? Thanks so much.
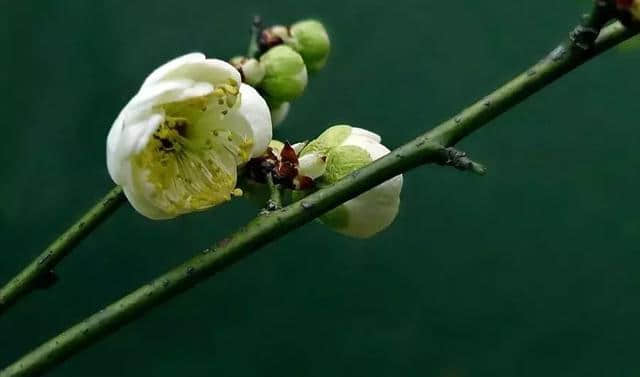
[2,15,637,377]
[0,186,124,315]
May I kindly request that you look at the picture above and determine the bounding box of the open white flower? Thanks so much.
[300,125,403,238]
[107,53,272,219]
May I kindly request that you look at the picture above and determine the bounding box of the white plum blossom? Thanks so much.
[107,53,272,219]
[300,125,403,238]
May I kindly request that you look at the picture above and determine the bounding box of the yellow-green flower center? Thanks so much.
[134,79,253,216]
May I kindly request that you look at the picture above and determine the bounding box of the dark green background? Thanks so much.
[3,1,640,376]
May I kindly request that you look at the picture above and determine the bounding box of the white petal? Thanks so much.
[106,112,126,182]
[291,141,307,154]
[320,128,403,238]
[182,82,216,98]
[341,131,390,161]
[362,139,392,161]
[298,152,327,179]
[142,53,240,88]
[348,127,381,144]
[107,110,164,184]
[129,79,213,110]
[127,113,165,156]
[141,53,204,87]
[335,190,401,238]
[270,102,291,127]
[236,84,273,158]
[120,164,176,220]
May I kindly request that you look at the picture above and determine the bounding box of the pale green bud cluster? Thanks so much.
[261,20,331,73]
[229,19,330,128]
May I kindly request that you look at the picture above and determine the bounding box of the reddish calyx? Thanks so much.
[617,0,634,9]
[246,143,315,190]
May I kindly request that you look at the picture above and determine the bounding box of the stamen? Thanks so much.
[136,82,251,216]
[225,95,237,108]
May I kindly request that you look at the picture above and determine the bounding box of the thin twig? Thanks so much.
[246,15,262,58]
[0,186,124,315]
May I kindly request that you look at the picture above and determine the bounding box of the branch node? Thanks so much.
[435,147,487,176]
[569,0,617,50]
[570,25,600,50]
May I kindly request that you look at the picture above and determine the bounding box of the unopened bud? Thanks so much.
[288,20,330,72]
[259,45,308,103]
[300,125,403,238]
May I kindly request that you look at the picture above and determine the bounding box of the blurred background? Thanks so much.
[3,1,640,376]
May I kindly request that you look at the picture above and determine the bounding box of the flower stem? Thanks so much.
[265,174,283,211]
[0,186,124,315]
[247,15,262,58]
[1,16,636,377]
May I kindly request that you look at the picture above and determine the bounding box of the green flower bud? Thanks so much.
[288,20,330,72]
[259,45,308,103]
[300,125,403,239]
[323,145,372,183]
